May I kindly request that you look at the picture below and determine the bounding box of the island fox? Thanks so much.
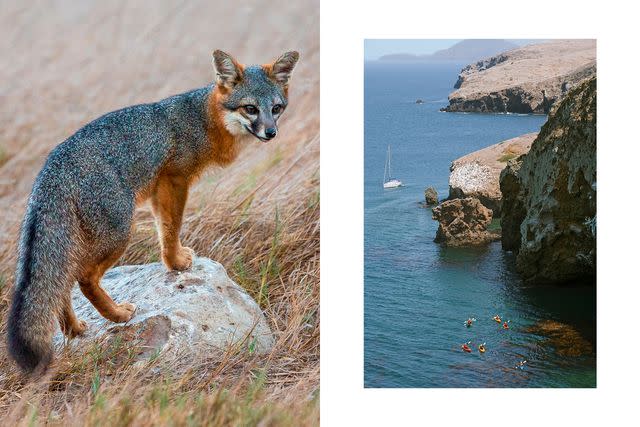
[7,50,299,374]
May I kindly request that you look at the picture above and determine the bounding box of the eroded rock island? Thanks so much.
[432,197,500,246]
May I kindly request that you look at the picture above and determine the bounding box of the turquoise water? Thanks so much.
[363,61,596,388]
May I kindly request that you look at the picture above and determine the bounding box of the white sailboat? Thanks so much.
[383,145,402,189]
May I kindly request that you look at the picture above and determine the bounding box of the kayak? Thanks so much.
[461,344,472,353]
[478,345,486,353]
[503,322,509,329]
[493,316,502,323]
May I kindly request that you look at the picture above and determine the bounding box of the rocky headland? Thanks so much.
[442,39,596,114]
[447,132,538,215]
[500,77,596,285]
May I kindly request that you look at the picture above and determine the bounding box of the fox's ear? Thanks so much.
[269,51,299,86]
[212,50,243,89]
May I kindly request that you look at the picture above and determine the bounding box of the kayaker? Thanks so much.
[478,343,486,353]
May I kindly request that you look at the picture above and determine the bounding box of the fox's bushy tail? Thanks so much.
[7,199,76,374]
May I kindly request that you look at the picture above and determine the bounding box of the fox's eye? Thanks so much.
[243,105,258,115]
[272,104,283,114]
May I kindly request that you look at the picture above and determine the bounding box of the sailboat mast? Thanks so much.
[387,145,392,179]
[382,145,402,188]
[383,146,388,184]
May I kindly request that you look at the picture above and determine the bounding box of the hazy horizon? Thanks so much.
[364,39,544,60]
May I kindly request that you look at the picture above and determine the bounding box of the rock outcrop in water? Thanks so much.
[448,133,537,215]
[424,187,438,205]
[442,40,596,114]
[432,197,500,246]
[55,257,274,359]
[500,77,596,285]
[525,320,593,357]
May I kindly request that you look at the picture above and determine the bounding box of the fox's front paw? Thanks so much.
[113,302,136,323]
[164,246,195,271]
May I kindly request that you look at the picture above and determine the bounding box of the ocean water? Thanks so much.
[363,61,596,388]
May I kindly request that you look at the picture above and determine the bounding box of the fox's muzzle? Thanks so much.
[247,112,278,142]
[265,127,277,140]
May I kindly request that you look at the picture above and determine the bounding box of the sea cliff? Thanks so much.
[442,40,596,114]
[500,77,596,284]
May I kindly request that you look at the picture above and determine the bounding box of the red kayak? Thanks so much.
[461,344,472,353]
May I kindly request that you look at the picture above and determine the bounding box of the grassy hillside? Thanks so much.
[0,1,319,425]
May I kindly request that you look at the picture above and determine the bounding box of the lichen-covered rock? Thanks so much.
[424,187,438,205]
[432,197,500,246]
[442,40,595,114]
[499,77,596,284]
[54,257,274,358]
[448,133,537,215]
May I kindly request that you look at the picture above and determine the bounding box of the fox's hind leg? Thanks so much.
[151,175,194,271]
[79,245,136,323]
[76,173,137,323]
[58,293,87,338]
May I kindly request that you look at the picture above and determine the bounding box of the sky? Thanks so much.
[364,39,542,60]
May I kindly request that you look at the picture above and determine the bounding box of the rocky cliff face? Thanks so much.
[453,54,509,89]
[442,40,596,114]
[499,158,526,251]
[448,133,537,215]
[499,77,596,284]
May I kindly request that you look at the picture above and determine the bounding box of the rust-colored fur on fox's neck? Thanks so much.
[205,86,240,167]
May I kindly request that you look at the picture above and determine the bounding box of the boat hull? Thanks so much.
[383,180,403,189]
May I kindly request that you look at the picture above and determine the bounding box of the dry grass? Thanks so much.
[497,143,526,163]
[0,1,318,425]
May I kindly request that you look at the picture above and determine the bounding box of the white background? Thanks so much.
[320,0,640,424]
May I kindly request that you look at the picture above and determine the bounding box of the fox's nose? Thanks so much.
[265,128,277,140]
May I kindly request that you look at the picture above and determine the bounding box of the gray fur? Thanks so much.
[222,66,288,138]
[7,50,298,373]
[7,84,215,373]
